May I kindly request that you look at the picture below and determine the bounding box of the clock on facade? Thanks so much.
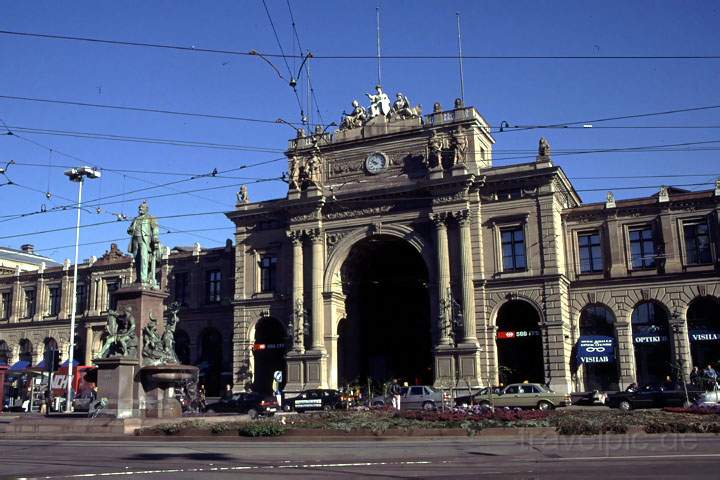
[364,152,388,174]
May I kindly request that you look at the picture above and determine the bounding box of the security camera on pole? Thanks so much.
[63,166,101,412]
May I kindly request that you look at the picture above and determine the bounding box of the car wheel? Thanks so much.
[283,404,292,412]
[371,401,384,407]
[323,404,332,411]
[205,408,216,414]
[422,401,435,411]
[248,408,258,419]
[537,401,553,411]
[618,400,632,411]
[478,400,491,408]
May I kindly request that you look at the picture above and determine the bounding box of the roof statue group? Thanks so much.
[339,85,421,131]
[98,200,182,367]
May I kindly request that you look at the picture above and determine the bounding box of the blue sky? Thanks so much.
[0,0,718,261]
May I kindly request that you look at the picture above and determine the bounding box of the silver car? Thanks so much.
[371,385,450,410]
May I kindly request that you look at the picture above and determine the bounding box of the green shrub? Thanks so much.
[238,420,287,437]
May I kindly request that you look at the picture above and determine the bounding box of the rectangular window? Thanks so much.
[683,221,712,264]
[629,227,656,269]
[206,270,222,304]
[24,289,36,318]
[260,256,278,293]
[578,232,603,273]
[0,291,11,319]
[106,278,120,311]
[48,286,61,316]
[174,272,189,306]
[501,227,527,272]
[75,284,87,313]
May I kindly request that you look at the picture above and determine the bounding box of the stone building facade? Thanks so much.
[227,97,720,394]
[0,242,235,395]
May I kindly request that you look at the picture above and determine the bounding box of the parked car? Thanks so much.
[371,385,450,411]
[283,389,345,412]
[571,390,608,406]
[695,388,720,407]
[454,387,503,407]
[456,383,570,410]
[204,392,278,418]
[607,384,699,410]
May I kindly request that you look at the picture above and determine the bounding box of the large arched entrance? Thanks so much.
[687,296,720,369]
[253,317,287,394]
[337,235,432,387]
[578,305,620,391]
[198,328,223,396]
[174,329,191,365]
[631,301,672,385]
[495,300,544,385]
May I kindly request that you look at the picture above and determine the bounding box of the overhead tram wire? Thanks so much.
[3,95,719,132]
[2,30,719,60]
[4,125,285,153]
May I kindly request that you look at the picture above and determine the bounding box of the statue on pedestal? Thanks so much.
[539,137,551,157]
[339,100,368,130]
[389,93,421,120]
[366,85,391,118]
[427,131,444,170]
[127,201,160,287]
[452,128,468,166]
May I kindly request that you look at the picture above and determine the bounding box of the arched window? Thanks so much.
[687,296,720,369]
[578,305,619,391]
[19,339,33,364]
[0,340,9,365]
[174,329,191,365]
[631,301,672,385]
[44,337,58,352]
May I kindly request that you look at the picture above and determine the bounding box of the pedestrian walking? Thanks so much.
[690,366,701,387]
[390,379,402,411]
[704,364,718,390]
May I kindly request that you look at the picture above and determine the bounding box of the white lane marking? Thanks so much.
[556,453,720,461]
[19,460,433,479]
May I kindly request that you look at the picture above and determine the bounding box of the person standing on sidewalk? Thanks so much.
[390,379,402,411]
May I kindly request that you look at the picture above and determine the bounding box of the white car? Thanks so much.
[695,389,720,407]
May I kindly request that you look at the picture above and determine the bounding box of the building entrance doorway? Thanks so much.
[687,296,720,370]
[337,235,432,387]
[253,317,287,394]
[495,300,544,385]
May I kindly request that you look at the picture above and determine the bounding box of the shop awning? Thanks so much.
[61,359,79,368]
[9,360,31,371]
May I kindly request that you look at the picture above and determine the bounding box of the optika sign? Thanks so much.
[634,335,668,344]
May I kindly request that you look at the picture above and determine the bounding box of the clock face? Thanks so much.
[365,152,388,174]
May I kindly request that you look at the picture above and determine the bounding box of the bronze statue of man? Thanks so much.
[127,201,160,286]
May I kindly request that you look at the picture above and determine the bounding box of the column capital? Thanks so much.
[429,212,450,228]
[453,209,471,226]
[286,229,304,245]
[307,228,324,244]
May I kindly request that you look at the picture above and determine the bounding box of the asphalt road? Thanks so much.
[2,435,720,479]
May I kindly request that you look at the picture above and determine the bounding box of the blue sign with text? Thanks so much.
[577,336,615,363]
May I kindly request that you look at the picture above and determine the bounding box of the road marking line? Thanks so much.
[556,453,720,461]
[19,460,433,479]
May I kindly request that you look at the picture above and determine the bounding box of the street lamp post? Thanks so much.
[63,166,101,412]
[671,310,690,407]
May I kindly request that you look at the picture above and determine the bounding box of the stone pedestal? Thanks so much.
[450,164,468,176]
[113,285,169,350]
[455,343,482,387]
[433,344,456,389]
[428,168,444,180]
[283,350,327,393]
[94,357,139,418]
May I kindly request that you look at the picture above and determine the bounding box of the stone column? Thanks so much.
[287,230,305,352]
[455,210,477,344]
[431,213,452,345]
[308,229,325,351]
[84,326,94,365]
